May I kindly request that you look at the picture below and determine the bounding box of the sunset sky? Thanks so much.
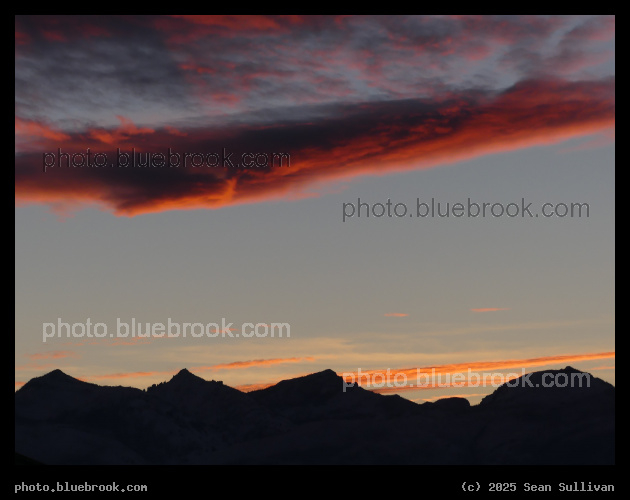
[15,15,614,403]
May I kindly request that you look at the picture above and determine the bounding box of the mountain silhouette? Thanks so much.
[15,366,614,465]
[249,369,417,423]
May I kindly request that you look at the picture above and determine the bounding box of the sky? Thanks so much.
[15,15,614,404]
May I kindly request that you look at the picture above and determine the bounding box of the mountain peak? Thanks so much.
[479,366,614,410]
[170,368,206,383]
[175,368,194,376]
[305,368,339,380]
[250,368,347,401]
[16,369,84,393]
[562,366,582,373]
[41,369,78,383]
[277,369,341,387]
[48,368,68,376]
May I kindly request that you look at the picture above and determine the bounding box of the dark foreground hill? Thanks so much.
[15,366,614,464]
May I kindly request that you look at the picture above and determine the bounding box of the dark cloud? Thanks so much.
[15,78,615,216]
[15,15,614,129]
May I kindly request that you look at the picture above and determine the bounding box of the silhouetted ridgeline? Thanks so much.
[15,366,614,465]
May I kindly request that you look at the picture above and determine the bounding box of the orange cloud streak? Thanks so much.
[234,382,277,392]
[420,392,488,402]
[17,352,614,395]
[28,350,78,360]
[372,377,522,393]
[86,370,175,380]
[342,351,615,387]
[193,356,315,371]
[590,365,615,371]
[77,357,315,383]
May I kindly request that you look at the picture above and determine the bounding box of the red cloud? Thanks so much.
[88,116,154,146]
[15,78,615,216]
[15,118,70,143]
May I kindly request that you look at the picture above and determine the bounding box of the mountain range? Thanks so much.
[14,366,615,464]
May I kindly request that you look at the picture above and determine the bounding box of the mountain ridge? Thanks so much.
[15,366,615,465]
